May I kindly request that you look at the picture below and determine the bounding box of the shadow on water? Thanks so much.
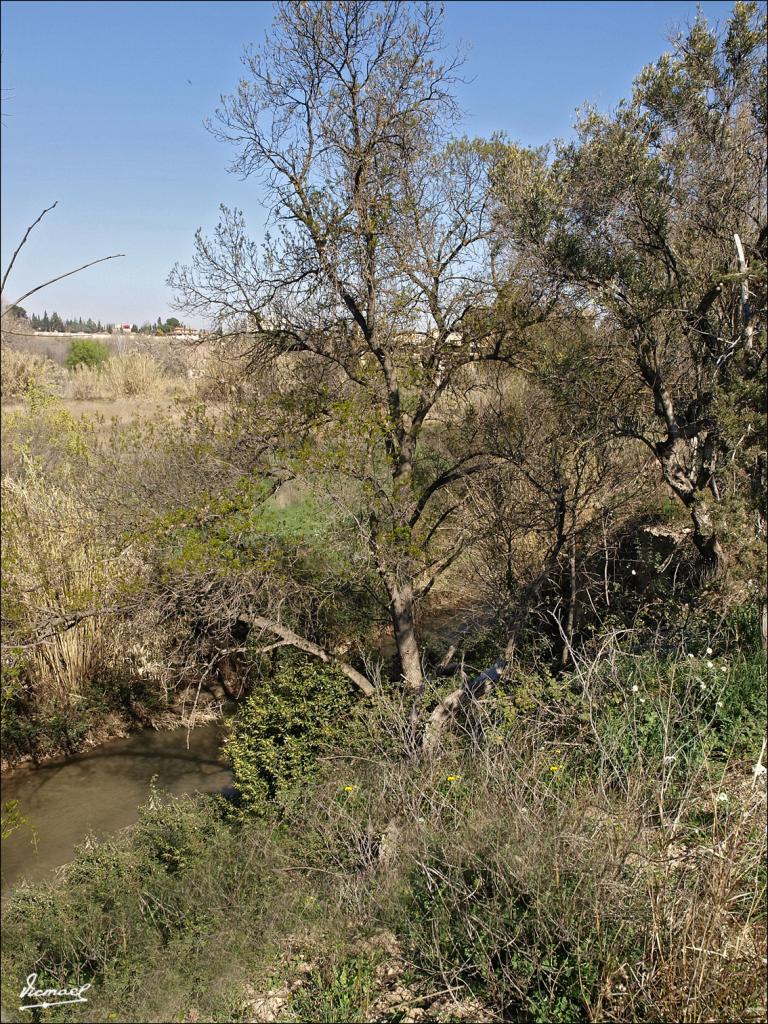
[1,723,232,894]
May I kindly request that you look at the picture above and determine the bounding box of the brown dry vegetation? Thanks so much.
[0,4,765,1022]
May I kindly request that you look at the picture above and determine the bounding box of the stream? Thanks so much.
[1,722,231,894]
[0,611,489,898]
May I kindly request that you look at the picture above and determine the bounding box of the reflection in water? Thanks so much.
[1,723,231,893]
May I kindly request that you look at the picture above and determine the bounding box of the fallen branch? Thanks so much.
[239,612,375,696]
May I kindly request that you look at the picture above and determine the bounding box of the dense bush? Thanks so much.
[225,654,359,812]
[64,338,110,370]
[0,792,302,1023]
[4,647,764,1023]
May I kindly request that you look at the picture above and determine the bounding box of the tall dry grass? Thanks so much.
[0,344,64,399]
[0,461,137,710]
[66,353,166,400]
[281,639,767,1023]
[104,352,165,397]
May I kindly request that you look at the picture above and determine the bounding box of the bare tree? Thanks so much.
[170,2,534,696]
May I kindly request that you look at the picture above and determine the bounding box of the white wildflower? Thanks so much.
[716,792,728,803]
[631,569,637,576]
[706,660,714,669]
[706,647,713,656]
[720,666,727,673]
[631,684,639,693]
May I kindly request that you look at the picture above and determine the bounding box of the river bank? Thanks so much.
[1,721,231,893]
[0,683,228,775]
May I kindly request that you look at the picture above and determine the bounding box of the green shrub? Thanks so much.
[65,338,109,370]
[581,647,767,788]
[225,654,358,813]
[286,952,381,1023]
[1,791,289,1023]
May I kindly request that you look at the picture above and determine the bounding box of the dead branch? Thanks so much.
[1,201,58,294]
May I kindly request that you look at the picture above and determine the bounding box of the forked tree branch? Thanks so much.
[239,612,375,696]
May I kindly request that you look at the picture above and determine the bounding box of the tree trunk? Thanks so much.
[423,659,507,751]
[687,494,727,574]
[391,583,423,692]
[560,531,577,668]
[656,439,726,575]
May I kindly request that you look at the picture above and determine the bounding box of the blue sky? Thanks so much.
[1,0,736,325]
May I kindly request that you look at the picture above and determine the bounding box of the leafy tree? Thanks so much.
[65,337,110,370]
[491,2,767,574]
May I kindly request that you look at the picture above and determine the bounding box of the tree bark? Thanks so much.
[423,659,507,750]
[391,583,424,692]
[687,494,727,573]
[656,438,727,575]
[560,530,577,668]
[240,614,375,696]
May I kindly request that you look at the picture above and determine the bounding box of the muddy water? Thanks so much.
[1,723,231,894]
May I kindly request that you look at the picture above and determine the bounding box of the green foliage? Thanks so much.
[286,953,381,1023]
[156,482,337,577]
[2,650,765,1022]
[1,792,288,1023]
[591,647,766,775]
[64,338,110,370]
[400,843,593,1022]
[225,654,358,813]
[1,799,37,845]
[152,479,379,648]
